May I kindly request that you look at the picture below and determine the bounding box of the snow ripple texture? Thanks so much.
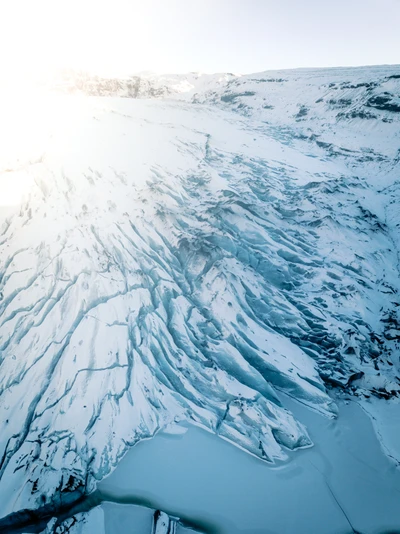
[0,65,399,516]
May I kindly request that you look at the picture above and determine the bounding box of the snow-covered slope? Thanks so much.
[0,65,399,529]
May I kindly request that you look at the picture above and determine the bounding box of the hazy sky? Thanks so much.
[1,0,400,76]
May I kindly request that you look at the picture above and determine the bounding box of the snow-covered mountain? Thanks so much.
[0,65,399,533]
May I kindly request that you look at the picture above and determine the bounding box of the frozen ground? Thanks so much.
[0,65,399,532]
[16,397,400,534]
[98,397,400,534]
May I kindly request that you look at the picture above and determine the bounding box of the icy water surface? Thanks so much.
[99,399,400,534]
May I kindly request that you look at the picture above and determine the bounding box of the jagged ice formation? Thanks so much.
[0,65,399,521]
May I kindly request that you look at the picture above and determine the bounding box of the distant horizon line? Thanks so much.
[0,62,399,83]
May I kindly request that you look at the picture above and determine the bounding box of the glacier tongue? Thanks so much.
[0,65,399,521]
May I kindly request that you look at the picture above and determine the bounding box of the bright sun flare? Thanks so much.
[0,0,156,80]
[0,0,131,208]
[0,0,162,209]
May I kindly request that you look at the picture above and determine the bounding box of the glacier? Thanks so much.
[0,64,399,532]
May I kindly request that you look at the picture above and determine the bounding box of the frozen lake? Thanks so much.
[98,398,400,534]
